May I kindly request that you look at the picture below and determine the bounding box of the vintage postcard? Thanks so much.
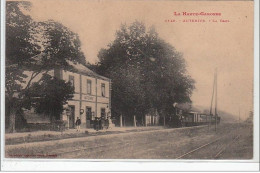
[1,0,259,171]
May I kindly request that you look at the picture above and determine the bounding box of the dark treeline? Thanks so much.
[89,21,195,122]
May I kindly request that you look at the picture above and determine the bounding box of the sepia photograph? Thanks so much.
[0,0,259,171]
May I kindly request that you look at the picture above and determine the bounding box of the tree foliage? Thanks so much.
[6,2,39,99]
[95,21,195,119]
[6,1,85,98]
[23,74,74,120]
[5,2,85,132]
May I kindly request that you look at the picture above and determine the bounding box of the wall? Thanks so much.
[61,70,111,128]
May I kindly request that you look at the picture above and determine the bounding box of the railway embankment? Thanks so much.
[5,123,252,159]
[5,126,165,145]
[5,125,207,158]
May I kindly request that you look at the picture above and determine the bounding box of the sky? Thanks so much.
[26,0,254,120]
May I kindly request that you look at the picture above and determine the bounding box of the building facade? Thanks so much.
[55,62,112,129]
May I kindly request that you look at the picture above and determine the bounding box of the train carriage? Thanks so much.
[182,111,199,126]
[181,112,220,126]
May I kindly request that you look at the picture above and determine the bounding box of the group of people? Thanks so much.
[93,117,109,131]
[75,116,109,132]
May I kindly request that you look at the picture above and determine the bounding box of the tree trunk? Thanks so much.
[7,97,21,133]
[120,115,123,127]
[8,108,16,133]
[133,115,136,127]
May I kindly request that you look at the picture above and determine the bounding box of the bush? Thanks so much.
[53,120,67,131]
[26,123,52,131]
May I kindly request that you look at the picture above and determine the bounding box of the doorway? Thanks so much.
[86,107,92,128]
[101,108,106,119]
[68,105,75,129]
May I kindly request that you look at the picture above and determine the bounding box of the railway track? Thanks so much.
[44,126,239,159]
[54,139,152,158]
[6,125,207,146]
[51,126,208,158]
[175,134,240,159]
[54,141,129,157]
[55,134,234,159]
[7,124,244,159]
[56,134,240,159]
[214,135,240,159]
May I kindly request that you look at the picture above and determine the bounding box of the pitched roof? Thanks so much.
[66,61,110,81]
[31,52,110,81]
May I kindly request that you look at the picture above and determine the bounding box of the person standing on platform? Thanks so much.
[75,117,81,132]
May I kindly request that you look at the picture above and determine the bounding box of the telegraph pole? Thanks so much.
[209,68,218,132]
[209,71,216,130]
[215,68,218,132]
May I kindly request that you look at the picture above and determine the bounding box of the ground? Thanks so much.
[5,122,253,159]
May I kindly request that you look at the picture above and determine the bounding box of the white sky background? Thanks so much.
[26,0,254,120]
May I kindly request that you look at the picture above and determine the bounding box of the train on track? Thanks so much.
[181,111,220,127]
[167,111,221,127]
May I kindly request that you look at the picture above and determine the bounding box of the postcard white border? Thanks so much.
[1,0,259,171]
[0,0,6,170]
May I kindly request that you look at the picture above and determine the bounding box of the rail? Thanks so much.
[175,134,240,159]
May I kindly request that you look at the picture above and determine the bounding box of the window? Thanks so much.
[86,107,92,120]
[87,80,92,95]
[101,108,106,118]
[69,75,75,88]
[101,83,105,97]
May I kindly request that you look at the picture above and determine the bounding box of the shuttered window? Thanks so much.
[87,80,92,94]
[69,75,75,89]
[101,83,105,97]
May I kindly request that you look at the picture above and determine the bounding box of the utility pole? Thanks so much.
[209,68,218,133]
[209,69,217,131]
[215,68,218,132]
[209,72,216,130]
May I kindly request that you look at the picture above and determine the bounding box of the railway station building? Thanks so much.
[56,61,112,129]
[22,61,112,130]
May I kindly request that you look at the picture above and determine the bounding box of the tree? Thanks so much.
[94,21,195,122]
[23,74,74,121]
[6,1,40,132]
[6,2,85,132]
